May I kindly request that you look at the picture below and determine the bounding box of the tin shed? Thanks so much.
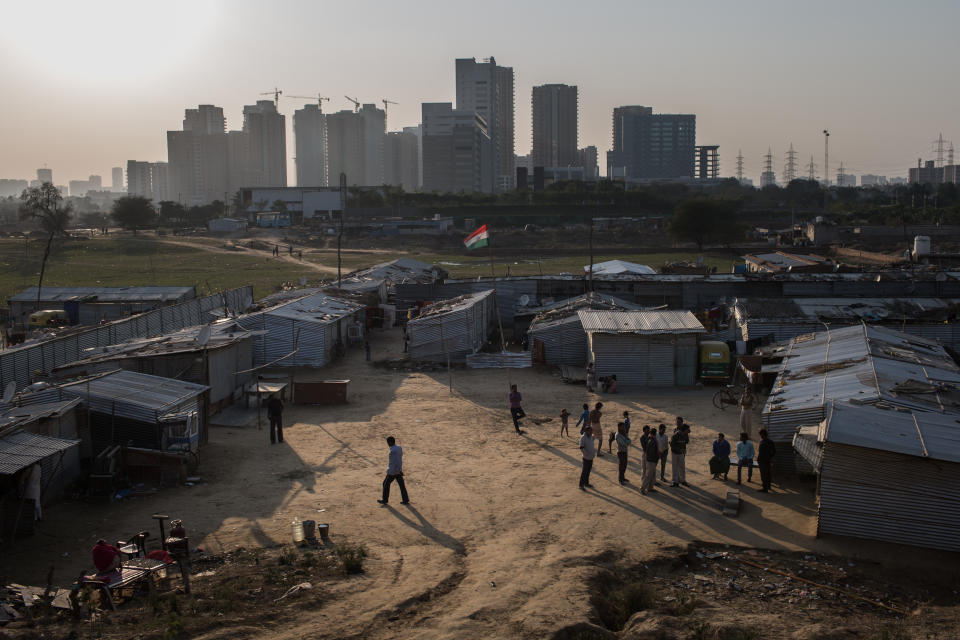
[579,310,705,386]
[407,290,496,362]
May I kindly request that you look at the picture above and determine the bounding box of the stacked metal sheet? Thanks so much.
[796,402,960,552]
[465,352,532,369]
[408,290,495,362]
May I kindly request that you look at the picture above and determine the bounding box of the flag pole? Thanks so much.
[485,230,510,384]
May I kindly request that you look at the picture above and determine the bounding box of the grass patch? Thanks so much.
[0,236,316,304]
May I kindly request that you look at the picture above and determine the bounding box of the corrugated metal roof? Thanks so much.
[58,370,208,411]
[578,310,706,334]
[414,289,495,319]
[443,271,960,284]
[0,399,81,431]
[735,297,960,323]
[0,431,80,475]
[819,402,960,464]
[261,292,363,324]
[764,324,960,419]
[9,286,195,303]
[348,258,442,284]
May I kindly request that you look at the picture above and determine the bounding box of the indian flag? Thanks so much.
[463,224,489,250]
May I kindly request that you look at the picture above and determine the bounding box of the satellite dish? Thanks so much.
[1,381,16,404]
[519,294,530,307]
[197,325,212,347]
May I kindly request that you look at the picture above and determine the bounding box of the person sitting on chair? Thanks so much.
[92,539,122,574]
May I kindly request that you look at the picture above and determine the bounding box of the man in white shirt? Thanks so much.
[579,425,596,490]
[378,436,410,505]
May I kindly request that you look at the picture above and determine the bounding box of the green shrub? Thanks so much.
[334,543,368,574]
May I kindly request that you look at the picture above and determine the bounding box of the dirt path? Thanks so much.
[157,237,340,274]
[6,327,948,639]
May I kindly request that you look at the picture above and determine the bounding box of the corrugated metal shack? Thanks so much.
[579,310,705,386]
[235,293,364,367]
[527,293,643,365]
[0,398,82,508]
[57,370,209,456]
[0,431,79,535]
[8,286,196,327]
[733,297,960,347]
[793,402,960,553]
[408,290,496,362]
[395,271,960,321]
[50,322,254,413]
[0,286,253,389]
[762,324,960,472]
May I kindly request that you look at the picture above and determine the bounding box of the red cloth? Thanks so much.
[146,549,175,564]
[91,542,121,572]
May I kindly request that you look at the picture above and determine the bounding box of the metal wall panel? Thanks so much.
[674,336,698,386]
[647,336,675,387]
[590,334,649,386]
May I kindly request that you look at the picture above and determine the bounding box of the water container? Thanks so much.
[292,517,304,543]
[302,519,316,540]
[913,235,931,258]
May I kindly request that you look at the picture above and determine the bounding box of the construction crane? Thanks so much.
[286,94,330,113]
[260,88,282,107]
[382,99,398,128]
[344,95,360,112]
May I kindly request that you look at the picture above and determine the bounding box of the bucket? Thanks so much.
[302,519,316,540]
[317,523,330,539]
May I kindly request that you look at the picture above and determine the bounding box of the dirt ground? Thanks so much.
[3,327,959,639]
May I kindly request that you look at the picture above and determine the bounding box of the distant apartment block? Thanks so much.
[88,175,102,191]
[694,145,720,180]
[531,84,578,169]
[421,102,492,194]
[383,130,420,192]
[68,180,89,197]
[860,174,887,187]
[326,104,385,186]
[126,160,168,201]
[111,167,124,191]
[0,179,28,198]
[578,146,599,180]
[37,168,52,184]
[456,56,514,191]
[606,106,696,180]
[293,103,328,187]
[403,125,423,188]
[167,105,229,206]
[241,100,287,188]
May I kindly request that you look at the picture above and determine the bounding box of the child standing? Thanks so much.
[559,408,570,437]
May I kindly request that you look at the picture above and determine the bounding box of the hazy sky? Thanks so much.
[1,0,957,187]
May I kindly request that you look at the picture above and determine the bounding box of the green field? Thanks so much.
[0,237,319,304]
[0,236,738,307]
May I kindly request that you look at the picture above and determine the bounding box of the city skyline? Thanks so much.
[1,0,957,186]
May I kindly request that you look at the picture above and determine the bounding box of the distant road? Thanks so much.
[155,237,340,274]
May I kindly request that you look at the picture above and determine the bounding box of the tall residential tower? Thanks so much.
[456,57,514,191]
[531,84,578,169]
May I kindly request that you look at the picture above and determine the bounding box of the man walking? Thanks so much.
[579,425,596,490]
[641,428,660,495]
[615,422,631,485]
[736,432,755,485]
[670,421,691,487]
[757,429,776,493]
[575,403,590,434]
[378,436,410,505]
[267,394,284,444]
[638,425,651,477]
[509,384,526,435]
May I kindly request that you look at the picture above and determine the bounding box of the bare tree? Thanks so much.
[19,183,72,313]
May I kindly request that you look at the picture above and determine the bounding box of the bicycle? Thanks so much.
[712,384,743,411]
